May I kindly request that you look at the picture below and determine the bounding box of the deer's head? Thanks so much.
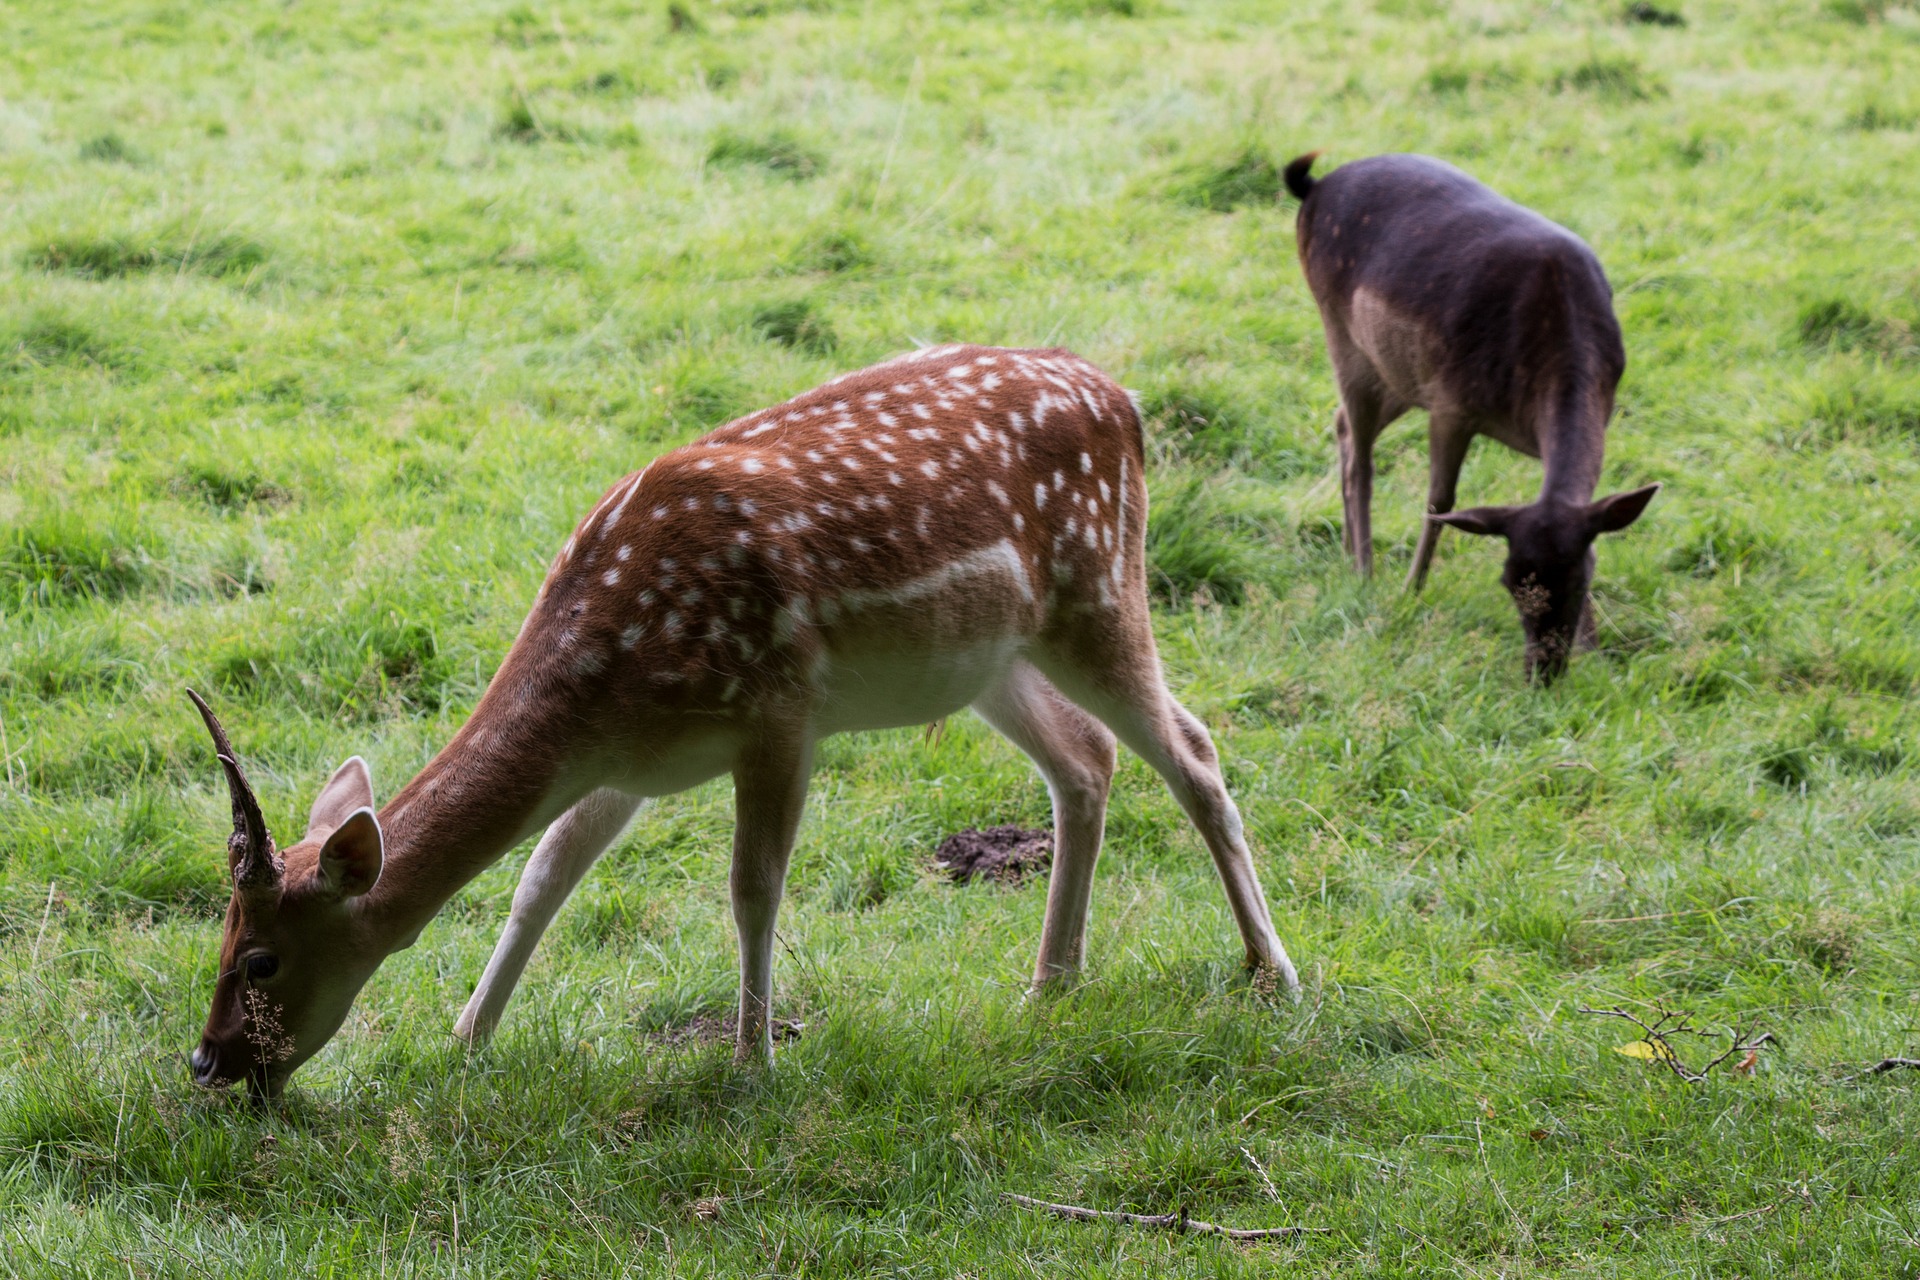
[185,691,386,1099]
[1432,483,1659,684]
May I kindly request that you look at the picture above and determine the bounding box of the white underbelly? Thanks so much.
[812,636,1023,735]
[611,727,742,798]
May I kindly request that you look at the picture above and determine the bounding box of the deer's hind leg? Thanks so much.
[454,787,643,1043]
[1329,372,1404,579]
[1031,625,1299,995]
[973,660,1118,992]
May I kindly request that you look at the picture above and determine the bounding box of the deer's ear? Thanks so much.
[306,757,374,839]
[315,808,383,900]
[1431,505,1519,538]
[1586,483,1661,536]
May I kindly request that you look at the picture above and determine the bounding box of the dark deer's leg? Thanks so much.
[1336,403,1378,576]
[1407,414,1474,591]
[1575,596,1600,651]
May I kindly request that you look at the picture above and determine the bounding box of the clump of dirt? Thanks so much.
[934,825,1053,884]
[651,1013,805,1048]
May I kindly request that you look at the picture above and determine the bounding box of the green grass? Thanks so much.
[3,0,1920,1274]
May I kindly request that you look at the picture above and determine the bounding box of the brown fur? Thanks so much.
[188,345,1298,1097]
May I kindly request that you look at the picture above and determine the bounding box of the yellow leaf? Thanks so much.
[1615,1039,1675,1062]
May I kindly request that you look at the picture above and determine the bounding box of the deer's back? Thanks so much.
[500,346,1148,738]
[1297,154,1624,418]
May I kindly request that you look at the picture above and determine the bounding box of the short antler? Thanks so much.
[185,688,280,890]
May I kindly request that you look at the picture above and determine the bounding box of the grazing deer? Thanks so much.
[186,344,1300,1099]
[1285,152,1659,682]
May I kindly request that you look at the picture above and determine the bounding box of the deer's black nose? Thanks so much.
[189,1043,216,1084]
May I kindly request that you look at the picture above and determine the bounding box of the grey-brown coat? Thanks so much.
[1287,152,1658,682]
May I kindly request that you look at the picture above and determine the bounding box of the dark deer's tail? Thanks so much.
[1283,151,1322,201]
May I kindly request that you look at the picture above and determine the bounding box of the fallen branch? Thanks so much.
[1003,1193,1323,1242]
[1843,1057,1920,1083]
[1579,1004,1772,1083]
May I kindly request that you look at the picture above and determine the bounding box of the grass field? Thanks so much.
[4,0,1920,1273]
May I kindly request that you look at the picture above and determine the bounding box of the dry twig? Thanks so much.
[1843,1057,1920,1083]
[1579,1004,1773,1083]
[1003,1193,1323,1242]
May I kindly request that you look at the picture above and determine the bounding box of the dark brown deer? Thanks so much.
[1285,152,1658,683]
[184,344,1299,1099]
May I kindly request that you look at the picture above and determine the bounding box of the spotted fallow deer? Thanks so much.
[1285,152,1659,682]
[186,344,1300,1098]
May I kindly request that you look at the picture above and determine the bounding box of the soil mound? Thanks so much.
[934,825,1053,884]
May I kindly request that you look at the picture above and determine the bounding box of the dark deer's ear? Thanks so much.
[315,808,383,900]
[1431,505,1519,537]
[1585,483,1661,536]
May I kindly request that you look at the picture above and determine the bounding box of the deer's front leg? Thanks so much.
[729,729,813,1065]
[454,788,642,1044]
[1407,416,1473,592]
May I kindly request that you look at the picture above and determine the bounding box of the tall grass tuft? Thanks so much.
[2,513,156,607]
[752,299,837,354]
[24,229,267,280]
[1166,146,1284,211]
[77,131,140,163]
[707,129,824,180]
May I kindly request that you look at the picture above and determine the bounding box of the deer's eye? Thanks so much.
[245,954,280,982]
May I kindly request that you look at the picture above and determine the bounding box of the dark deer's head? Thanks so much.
[185,691,386,1100]
[1433,484,1659,684]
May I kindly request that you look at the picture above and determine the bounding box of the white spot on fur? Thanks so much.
[772,597,812,645]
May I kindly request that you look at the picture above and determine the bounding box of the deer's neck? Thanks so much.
[1535,386,1608,508]
[364,694,577,952]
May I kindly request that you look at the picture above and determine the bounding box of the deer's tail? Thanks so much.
[1283,151,1322,201]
